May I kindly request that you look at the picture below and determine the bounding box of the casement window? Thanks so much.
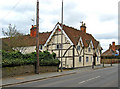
[77,45,80,50]
[91,57,92,62]
[56,44,59,49]
[60,44,62,49]
[96,49,98,53]
[86,57,89,62]
[97,57,99,61]
[56,44,62,49]
[39,45,43,50]
[79,56,81,62]
[88,47,91,52]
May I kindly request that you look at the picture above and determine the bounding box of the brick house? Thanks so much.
[101,42,120,57]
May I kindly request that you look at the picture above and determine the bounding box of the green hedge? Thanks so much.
[2,50,60,67]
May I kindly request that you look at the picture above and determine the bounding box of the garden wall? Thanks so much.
[2,65,58,78]
[101,59,120,64]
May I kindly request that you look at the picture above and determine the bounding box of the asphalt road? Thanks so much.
[8,64,119,87]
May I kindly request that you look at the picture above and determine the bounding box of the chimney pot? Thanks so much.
[112,42,115,52]
[80,21,86,33]
[112,42,115,46]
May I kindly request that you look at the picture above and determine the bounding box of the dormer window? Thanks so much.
[77,45,80,50]
[96,49,98,53]
[88,47,91,52]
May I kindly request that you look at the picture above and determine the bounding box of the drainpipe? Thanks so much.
[92,48,95,69]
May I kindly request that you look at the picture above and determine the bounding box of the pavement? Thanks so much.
[1,64,113,87]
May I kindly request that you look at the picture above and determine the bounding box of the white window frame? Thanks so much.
[97,56,99,61]
[91,57,92,62]
[77,45,80,50]
[39,45,43,50]
[56,44,62,49]
[86,57,89,62]
[88,47,91,52]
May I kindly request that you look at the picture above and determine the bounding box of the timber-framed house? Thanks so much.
[44,22,103,68]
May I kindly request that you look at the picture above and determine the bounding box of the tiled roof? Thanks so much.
[101,45,120,56]
[115,45,120,50]
[101,49,113,56]
[58,22,100,48]
[2,32,52,47]
[2,22,101,49]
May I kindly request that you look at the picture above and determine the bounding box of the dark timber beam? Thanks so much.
[63,45,72,57]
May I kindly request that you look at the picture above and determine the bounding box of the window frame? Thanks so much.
[97,56,99,61]
[86,57,89,62]
[91,57,92,62]
[77,45,80,51]
[88,47,91,52]
[79,56,81,62]
[39,45,43,50]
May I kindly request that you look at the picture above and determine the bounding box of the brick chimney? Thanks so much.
[30,25,37,37]
[80,21,86,33]
[112,42,115,52]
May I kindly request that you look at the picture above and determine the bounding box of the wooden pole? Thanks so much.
[73,45,75,68]
[35,0,39,74]
[61,0,63,72]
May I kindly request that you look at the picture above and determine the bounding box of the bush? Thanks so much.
[2,50,60,67]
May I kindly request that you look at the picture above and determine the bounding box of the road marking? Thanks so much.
[79,76,101,84]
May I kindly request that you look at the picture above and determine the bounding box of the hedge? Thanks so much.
[2,50,60,67]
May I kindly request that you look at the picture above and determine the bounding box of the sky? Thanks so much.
[0,0,119,52]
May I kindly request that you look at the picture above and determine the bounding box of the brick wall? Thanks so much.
[2,65,58,78]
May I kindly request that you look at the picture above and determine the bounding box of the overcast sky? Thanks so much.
[0,0,119,52]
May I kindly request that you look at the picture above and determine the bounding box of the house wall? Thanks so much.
[95,47,101,65]
[45,26,101,68]
[15,45,45,54]
[46,29,74,68]
[74,41,95,67]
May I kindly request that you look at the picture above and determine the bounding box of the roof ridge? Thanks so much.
[58,22,81,32]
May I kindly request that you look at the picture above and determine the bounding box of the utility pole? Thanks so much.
[61,0,63,72]
[35,0,39,74]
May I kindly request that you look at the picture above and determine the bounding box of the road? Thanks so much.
[7,64,119,87]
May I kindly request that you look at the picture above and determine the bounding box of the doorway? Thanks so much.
[93,56,96,66]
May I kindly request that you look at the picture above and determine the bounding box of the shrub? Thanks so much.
[2,50,60,67]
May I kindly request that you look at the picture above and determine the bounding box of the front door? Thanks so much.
[93,56,96,66]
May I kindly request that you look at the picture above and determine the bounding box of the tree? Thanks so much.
[2,24,23,37]
[2,24,27,53]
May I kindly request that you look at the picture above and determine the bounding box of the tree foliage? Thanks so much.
[2,24,27,52]
[2,24,23,37]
